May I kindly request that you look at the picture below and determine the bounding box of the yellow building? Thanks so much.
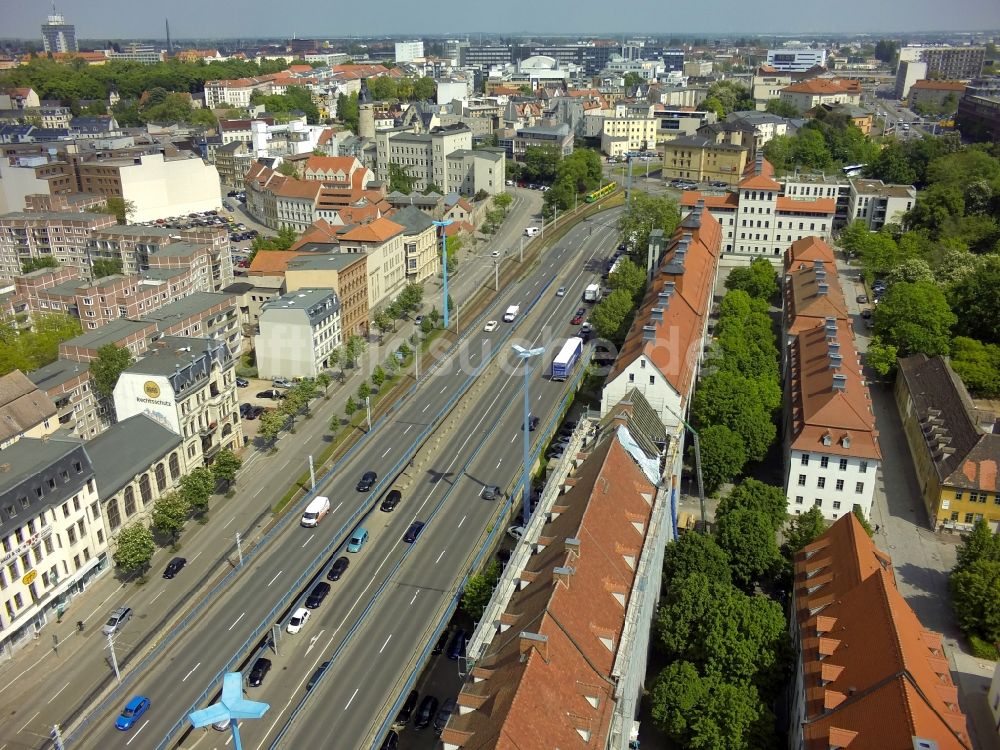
[895,354,1000,532]
[662,132,749,187]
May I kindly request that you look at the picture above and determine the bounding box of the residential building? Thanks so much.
[809,103,874,135]
[894,60,928,100]
[752,67,793,109]
[86,414,187,552]
[779,78,862,111]
[908,79,966,110]
[0,88,41,110]
[0,210,117,280]
[654,107,717,142]
[511,123,573,159]
[661,132,748,187]
[374,124,501,196]
[390,205,440,284]
[113,336,243,467]
[214,141,252,192]
[781,238,848,345]
[957,78,1000,143]
[0,435,106,655]
[680,156,836,256]
[394,41,424,63]
[601,102,658,156]
[895,354,1000,532]
[0,156,77,214]
[302,155,373,187]
[727,110,792,148]
[254,288,341,379]
[106,44,164,65]
[790,514,971,749]
[0,370,57,450]
[284,250,369,338]
[766,47,827,72]
[601,202,721,429]
[683,60,713,77]
[847,179,916,230]
[41,12,77,54]
[138,291,241,357]
[920,46,985,80]
[58,319,157,363]
[989,663,1000,742]
[204,79,258,109]
[338,216,406,309]
[28,358,100,438]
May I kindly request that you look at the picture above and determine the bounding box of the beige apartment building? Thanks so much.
[0,211,117,280]
[338,217,407,309]
[285,250,370,339]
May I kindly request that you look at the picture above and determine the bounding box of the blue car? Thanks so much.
[115,695,150,730]
[347,528,369,553]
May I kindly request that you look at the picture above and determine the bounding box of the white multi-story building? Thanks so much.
[113,336,243,467]
[601,102,658,156]
[204,79,257,110]
[779,78,862,111]
[394,40,424,63]
[41,12,77,54]
[766,47,828,72]
[106,43,164,64]
[848,179,916,231]
[254,289,342,380]
[0,435,108,654]
[338,217,407,309]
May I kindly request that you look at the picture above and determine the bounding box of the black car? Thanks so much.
[380,489,401,512]
[435,698,457,734]
[447,629,467,660]
[356,470,377,492]
[305,582,331,609]
[379,731,399,750]
[861,308,873,319]
[247,657,272,687]
[239,403,253,418]
[526,415,540,431]
[432,629,450,655]
[395,689,419,725]
[235,377,249,388]
[256,389,283,399]
[307,661,329,691]
[414,695,439,729]
[403,521,425,543]
[482,485,501,501]
[327,556,349,581]
[162,556,186,579]
[247,405,264,420]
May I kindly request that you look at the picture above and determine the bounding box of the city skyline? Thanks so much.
[2,0,1000,41]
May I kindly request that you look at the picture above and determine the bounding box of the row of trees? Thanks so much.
[692,281,782,494]
[256,376,330,445]
[112,88,216,128]
[697,80,755,119]
[112,449,244,576]
[364,75,437,103]
[763,109,879,173]
[949,520,1000,658]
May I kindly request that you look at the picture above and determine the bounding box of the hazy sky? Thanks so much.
[5,0,1000,39]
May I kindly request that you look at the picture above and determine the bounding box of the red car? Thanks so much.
[571,308,586,325]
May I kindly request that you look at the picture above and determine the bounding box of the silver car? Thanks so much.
[102,606,133,635]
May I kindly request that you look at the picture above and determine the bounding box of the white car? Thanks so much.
[484,320,498,332]
[491,250,500,257]
[287,608,310,634]
[556,287,566,297]
[507,525,525,540]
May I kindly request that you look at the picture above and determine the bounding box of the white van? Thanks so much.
[524,227,540,237]
[300,496,331,527]
[503,305,520,322]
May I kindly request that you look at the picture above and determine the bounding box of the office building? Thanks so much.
[394,40,424,63]
[41,11,77,54]
[921,47,985,80]
[106,43,164,65]
[956,77,1000,144]
[766,47,827,72]
[848,179,916,231]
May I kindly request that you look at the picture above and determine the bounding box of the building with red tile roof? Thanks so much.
[780,77,862,111]
[790,513,972,749]
[338,217,407,307]
[894,354,1000,532]
[601,200,722,429]
[782,252,849,338]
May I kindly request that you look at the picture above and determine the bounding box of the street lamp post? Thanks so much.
[519,235,524,263]
[107,632,121,683]
[512,344,544,526]
[493,259,499,291]
[432,219,454,329]
[365,396,372,433]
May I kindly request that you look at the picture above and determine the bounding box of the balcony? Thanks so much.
[199,421,218,437]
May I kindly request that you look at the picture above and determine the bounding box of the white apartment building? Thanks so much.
[391,205,441,284]
[113,336,243,467]
[204,78,257,109]
[751,68,794,110]
[766,47,828,72]
[848,179,916,231]
[0,211,118,280]
[779,78,862,112]
[601,102,658,156]
[254,289,342,380]
[0,436,108,654]
[394,40,425,63]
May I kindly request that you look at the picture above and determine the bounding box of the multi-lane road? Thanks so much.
[73,207,621,750]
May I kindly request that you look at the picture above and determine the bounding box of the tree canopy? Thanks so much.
[715,508,782,588]
[0,313,82,376]
[872,280,957,357]
[90,343,134,399]
[617,192,681,254]
[723,258,779,300]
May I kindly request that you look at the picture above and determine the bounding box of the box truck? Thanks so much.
[551,337,583,381]
[503,305,520,322]
[300,496,331,527]
[583,283,602,303]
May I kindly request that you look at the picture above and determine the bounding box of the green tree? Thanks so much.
[885,257,934,286]
[623,72,644,90]
[590,288,634,341]
[371,364,386,388]
[950,559,1000,643]
[865,336,899,378]
[649,661,764,750]
[784,506,827,555]
[90,343,134,399]
[337,92,359,131]
[112,523,155,576]
[692,370,777,463]
[91,258,124,278]
[356,381,371,401]
[949,256,1000,345]
[257,408,286,444]
[955,519,1000,571]
[328,347,344,382]
[277,161,299,177]
[723,257,778,300]
[838,219,871,259]
[211,448,243,489]
[180,467,214,516]
[344,395,358,417]
[388,162,415,194]
[413,76,436,101]
[372,309,394,338]
[607,257,646,301]
[345,334,366,367]
[617,192,681,253]
[96,196,137,225]
[852,504,874,535]
[873,280,957,356]
[717,478,787,531]
[493,192,513,213]
[791,127,832,170]
[662,531,732,586]
[715,508,781,588]
[949,337,1000,397]
[522,145,560,184]
[21,256,58,273]
[151,491,189,543]
[764,98,801,118]
[696,424,748,495]
[461,559,500,620]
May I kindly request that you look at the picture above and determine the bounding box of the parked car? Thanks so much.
[305,582,331,609]
[356,470,377,492]
[162,557,186,579]
[403,521,425,543]
[395,689,419,725]
[307,661,329,690]
[432,629,450,655]
[571,307,586,325]
[380,730,399,749]
[415,695,439,729]
[556,286,566,297]
[256,389,283,400]
[483,320,498,332]
[380,489,402,512]
[491,250,500,257]
[347,527,369,552]
[103,606,133,636]
[447,629,467,660]
[507,525,525,540]
[235,377,249,388]
[247,657,272,687]
[286,607,310,634]
[115,696,150,731]
[414,315,424,325]
[861,308,873,319]
[272,377,293,388]
[327,556,349,581]
[435,698,457,734]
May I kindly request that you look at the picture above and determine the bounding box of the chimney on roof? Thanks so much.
[642,324,657,342]
[825,322,838,339]
[832,373,847,391]
[565,537,581,558]
[817,282,829,296]
[813,259,824,270]
[651,306,664,323]
[815,268,826,281]
[657,290,672,308]
[829,353,843,369]
[553,565,575,587]
[754,151,764,176]
[519,631,549,663]
[828,342,841,356]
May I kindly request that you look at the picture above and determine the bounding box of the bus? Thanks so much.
[551,337,584,381]
[585,183,616,203]
[842,164,867,177]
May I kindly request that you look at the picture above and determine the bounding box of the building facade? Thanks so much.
[847,179,916,231]
[338,216,407,309]
[0,211,118,280]
[391,205,440,285]
[41,12,77,54]
[766,47,827,72]
[254,288,342,379]
[284,250,369,338]
[0,370,57,450]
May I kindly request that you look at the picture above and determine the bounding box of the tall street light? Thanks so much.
[512,343,544,526]
[432,218,454,329]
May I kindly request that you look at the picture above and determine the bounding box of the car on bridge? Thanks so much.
[347,528,369,552]
[115,696,150,731]
[247,657,272,687]
[287,607,310,634]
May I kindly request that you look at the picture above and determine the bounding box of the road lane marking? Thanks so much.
[125,719,149,745]
[301,534,315,548]
[410,590,420,605]
[440,385,447,394]
[403,425,412,434]
[510,434,517,443]
[190,551,202,563]
[223,516,236,529]
[381,447,391,457]
[182,662,201,682]
[332,501,343,514]
[422,404,430,413]
[150,590,164,604]
[496,459,503,469]
[435,549,446,564]
[344,688,359,710]
[379,634,392,654]
[47,682,70,704]
[18,711,40,732]
[458,515,466,528]
[267,571,283,586]
[228,612,245,631]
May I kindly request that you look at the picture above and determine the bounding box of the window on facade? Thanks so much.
[965,513,974,523]
[855,482,864,494]
[797,474,806,486]
[107,499,121,531]
[817,477,826,489]
[123,487,136,517]
[801,454,810,465]
[155,463,167,492]
[860,461,868,473]
[67,526,77,545]
[814,499,822,507]
[820,457,829,468]
[795,496,803,504]
[839,458,848,471]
